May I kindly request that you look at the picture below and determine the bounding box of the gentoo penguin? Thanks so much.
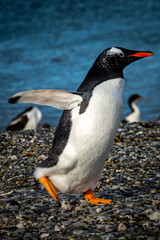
[122,94,146,123]
[6,106,42,131]
[9,47,153,205]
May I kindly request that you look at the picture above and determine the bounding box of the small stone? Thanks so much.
[3,217,9,223]
[61,201,72,210]
[48,216,54,221]
[111,185,120,190]
[40,233,50,238]
[152,200,159,206]
[16,222,24,229]
[118,223,127,231]
[105,224,113,233]
[38,155,47,161]
[0,182,5,188]
[149,212,160,220]
[73,230,84,235]
[27,166,32,171]
[54,224,61,232]
[150,189,157,194]
[16,215,23,220]
[135,181,141,186]
[96,207,102,213]
[143,221,149,229]
[11,155,17,160]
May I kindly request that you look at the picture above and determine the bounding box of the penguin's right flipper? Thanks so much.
[9,89,83,110]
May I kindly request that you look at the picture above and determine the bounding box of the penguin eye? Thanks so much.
[119,53,124,57]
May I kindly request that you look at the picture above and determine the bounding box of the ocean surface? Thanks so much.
[0,0,160,131]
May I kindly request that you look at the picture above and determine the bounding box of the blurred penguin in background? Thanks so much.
[6,106,42,131]
[122,94,146,123]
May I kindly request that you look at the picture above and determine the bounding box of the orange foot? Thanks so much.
[39,177,59,201]
[84,189,113,205]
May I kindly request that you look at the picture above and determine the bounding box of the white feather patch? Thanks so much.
[108,47,123,55]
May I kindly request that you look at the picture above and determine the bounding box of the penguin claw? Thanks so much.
[83,189,113,205]
[56,200,61,207]
[39,177,59,201]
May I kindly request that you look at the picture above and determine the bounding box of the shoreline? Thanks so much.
[0,122,160,239]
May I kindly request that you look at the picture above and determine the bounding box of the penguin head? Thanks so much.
[95,47,153,71]
[128,94,146,106]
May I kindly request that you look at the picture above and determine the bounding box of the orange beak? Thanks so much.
[128,52,153,58]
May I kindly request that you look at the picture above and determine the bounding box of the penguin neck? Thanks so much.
[130,101,140,115]
[77,65,124,92]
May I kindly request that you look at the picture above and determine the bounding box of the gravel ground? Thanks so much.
[0,122,160,240]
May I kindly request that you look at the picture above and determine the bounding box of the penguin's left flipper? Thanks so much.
[84,189,113,205]
[9,89,83,110]
[39,177,59,201]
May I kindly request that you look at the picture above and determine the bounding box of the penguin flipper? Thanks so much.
[9,89,83,110]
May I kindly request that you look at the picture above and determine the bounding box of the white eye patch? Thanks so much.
[108,47,123,55]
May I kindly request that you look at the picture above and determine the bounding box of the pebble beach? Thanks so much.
[0,122,160,239]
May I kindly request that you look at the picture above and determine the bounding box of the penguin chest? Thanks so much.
[54,78,124,192]
[73,78,124,166]
[126,103,141,122]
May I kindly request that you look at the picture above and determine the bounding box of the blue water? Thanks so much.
[0,0,160,131]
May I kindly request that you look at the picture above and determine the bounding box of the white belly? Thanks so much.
[47,78,124,193]
[125,103,141,123]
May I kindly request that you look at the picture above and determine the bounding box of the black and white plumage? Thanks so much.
[9,47,153,204]
[6,106,42,131]
[122,94,146,123]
